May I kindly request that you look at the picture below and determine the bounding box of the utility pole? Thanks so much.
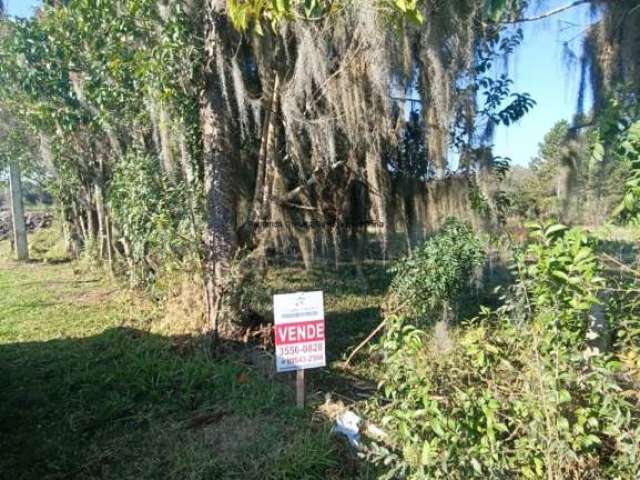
[9,160,28,260]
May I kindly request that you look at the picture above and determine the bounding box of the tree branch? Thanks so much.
[503,1,591,24]
[569,121,594,132]
[279,161,344,203]
[600,253,640,278]
[345,318,387,367]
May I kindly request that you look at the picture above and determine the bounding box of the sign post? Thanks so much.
[296,370,305,408]
[273,291,326,408]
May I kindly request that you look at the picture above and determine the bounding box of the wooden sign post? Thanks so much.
[296,370,305,408]
[273,291,326,408]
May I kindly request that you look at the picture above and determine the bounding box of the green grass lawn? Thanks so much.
[0,243,375,479]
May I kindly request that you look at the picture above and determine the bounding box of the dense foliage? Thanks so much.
[505,117,629,224]
[388,219,485,325]
[599,92,640,224]
[366,224,640,479]
[0,0,533,335]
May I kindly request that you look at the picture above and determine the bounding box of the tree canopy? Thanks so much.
[2,0,636,336]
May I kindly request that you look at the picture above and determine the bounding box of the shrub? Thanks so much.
[387,218,485,326]
[109,151,196,284]
[365,225,640,479]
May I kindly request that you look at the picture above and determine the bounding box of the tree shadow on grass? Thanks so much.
[0,327,376,480]
[325,307,381,360]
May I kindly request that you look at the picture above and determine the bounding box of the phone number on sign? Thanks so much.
[278,343,324,356]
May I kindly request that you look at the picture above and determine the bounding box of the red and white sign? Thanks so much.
[273,291,326,372]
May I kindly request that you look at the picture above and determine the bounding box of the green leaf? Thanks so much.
[274,0,288,13]
[552,270,570,283]
[558,389,571,404]
[420,441,433,465]
[544,224,568,238]
[395,0,408,12]
[591,142,604,162]
[303,0,316,17]
[431,421,445,437]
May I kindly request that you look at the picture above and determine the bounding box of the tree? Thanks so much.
[200,0,241,339]
[8,159,28,260]
[0,2,28,260]
[0,0,533,340]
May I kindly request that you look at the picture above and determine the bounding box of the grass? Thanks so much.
[0,238,376,479]
[26,220,70,263]
[4,218,637,479]
[262,263,391,363]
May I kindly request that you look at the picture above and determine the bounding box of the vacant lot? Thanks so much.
[0,243,380,480]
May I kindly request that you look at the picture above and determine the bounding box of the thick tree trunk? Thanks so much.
[200,0,239,341]
[9,160,28,261]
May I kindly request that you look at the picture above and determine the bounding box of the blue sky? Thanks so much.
[4,0,39,18]
[6,0,598,167]
[492,0,597,166]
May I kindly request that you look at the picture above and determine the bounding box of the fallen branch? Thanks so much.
[344,298,414,367]
[345,318,387,367]
[600,253,640,278]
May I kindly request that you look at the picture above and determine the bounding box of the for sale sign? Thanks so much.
[273,291,326,372]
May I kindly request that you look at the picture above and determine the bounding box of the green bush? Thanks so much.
[109,151,196,284]
[365,225,640,479]
[387,218,485,326]
[614,121,640,224]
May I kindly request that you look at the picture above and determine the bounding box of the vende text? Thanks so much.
[275,320,325,346]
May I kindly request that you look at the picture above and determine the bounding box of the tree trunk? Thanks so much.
[9,160,28,261]
[73,201,88,246]
[247,74,280,241]
[158,104,175,180]
[85,189,95,245]
[200,0,239,341]
[105,211,114,275]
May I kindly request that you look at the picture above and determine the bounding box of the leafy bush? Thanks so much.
[614,121,640,224]
[593,89,640,224]
[387,218,485,325]
[109,151,196,283]
[365,225,640,479]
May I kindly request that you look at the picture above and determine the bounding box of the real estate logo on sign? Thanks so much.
[273,291,326,373]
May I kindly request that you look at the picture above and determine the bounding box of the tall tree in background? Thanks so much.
[0,0,28,260]
[8,157,28,260]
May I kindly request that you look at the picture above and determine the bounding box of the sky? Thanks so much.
[5,0,598,167]
[492,0,597,166]
[4,0,39,18]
